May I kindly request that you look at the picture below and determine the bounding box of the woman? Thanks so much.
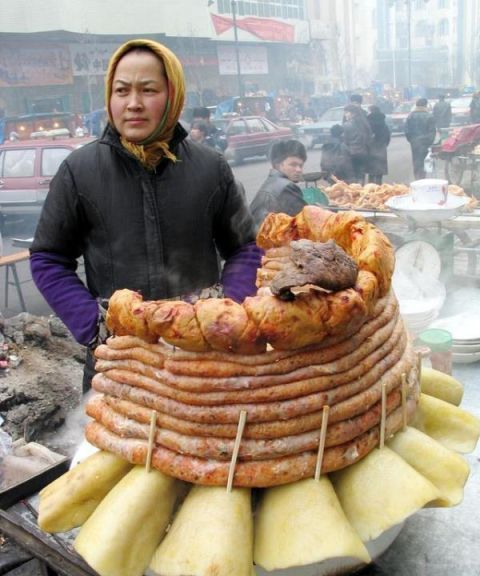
[29,39,261,391]
[366,105,391,184]
[342,104,373,185]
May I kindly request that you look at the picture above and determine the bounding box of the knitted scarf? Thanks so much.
[105,39,185,169]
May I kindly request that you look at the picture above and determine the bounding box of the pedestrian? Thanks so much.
[469,92,480,124]
[250,139,307,232]
[29,38,262,392]
[320,124,354,183]
[366,105,391,184]
[189,120,209,144]
[342,104,373,185]
[349,94,368,116]
[432,95,452,130]
[404,97,437,180]
[191,106,227,151]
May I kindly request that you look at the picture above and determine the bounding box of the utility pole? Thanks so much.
[231,0,244,96]
[407,0,412,90]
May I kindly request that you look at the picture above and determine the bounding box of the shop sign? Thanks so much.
[217,45,268,75]
[0,44,72,87]
[70,44,118,76]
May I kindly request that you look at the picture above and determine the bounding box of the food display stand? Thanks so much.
[1,205,479,576]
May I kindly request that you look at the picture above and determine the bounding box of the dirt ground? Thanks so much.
[0,312,87,458]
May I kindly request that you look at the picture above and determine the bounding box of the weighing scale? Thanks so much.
[394,228,455,285]
[384,194,464,285]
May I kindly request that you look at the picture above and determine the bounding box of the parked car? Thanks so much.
[450,96,473,126]
[212,115,292,164]
[385,101,416,135]
[294,105,368,149]
[0,135,94,230]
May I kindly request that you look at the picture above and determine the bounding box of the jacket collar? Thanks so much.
[100,122,188,154]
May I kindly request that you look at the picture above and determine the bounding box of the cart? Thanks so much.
[431,123,480,189]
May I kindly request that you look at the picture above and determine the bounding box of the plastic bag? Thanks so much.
[424,149,434,175]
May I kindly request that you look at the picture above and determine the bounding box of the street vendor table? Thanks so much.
[0,249,30,312]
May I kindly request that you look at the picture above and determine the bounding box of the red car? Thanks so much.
[0,135,94,228]
[212,115,292,164]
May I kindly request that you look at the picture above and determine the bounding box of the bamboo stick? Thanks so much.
[145,410,157,472]
[226,410,247,492]
[380,382,387,449]
[314,405,330,481]
[401,373,408,430]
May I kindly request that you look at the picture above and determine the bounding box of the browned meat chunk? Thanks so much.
[271,239,358,298]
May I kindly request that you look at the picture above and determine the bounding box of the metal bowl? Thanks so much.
[385,194,468,224]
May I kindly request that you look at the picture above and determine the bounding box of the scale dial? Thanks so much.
[395,240,442,279]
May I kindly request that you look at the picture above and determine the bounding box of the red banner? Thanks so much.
[211,13,294,43]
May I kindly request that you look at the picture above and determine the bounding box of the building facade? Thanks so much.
[376,0,480,91]
[0,0,382,119]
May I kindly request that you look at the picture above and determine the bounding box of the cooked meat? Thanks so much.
[271,239,358,298]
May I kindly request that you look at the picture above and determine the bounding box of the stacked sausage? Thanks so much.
[85,207,420,487]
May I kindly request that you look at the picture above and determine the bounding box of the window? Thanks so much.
[321,108,344,122]
[261,118,277,131]
[438,18,449,36]
[246,118,267,133]
[217,0,305,20]
[415,20,429,37]
[227,120,248,135]
[2,148,35,177]
[41,147,71,176]
[438,0,448,8]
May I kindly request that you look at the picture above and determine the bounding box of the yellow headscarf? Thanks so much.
[105,39,186,169]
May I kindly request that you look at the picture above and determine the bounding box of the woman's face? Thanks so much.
[110,50,169,142]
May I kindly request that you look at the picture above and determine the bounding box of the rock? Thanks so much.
[23,319,51,345]
[49,316,70,338]
[0,312,84,453]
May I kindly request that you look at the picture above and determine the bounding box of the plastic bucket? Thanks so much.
[410,178,448,205]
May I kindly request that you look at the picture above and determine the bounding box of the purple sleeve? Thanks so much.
[221,241,263,303]
[30,251,99,346]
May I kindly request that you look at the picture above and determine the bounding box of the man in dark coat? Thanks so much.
[250,140,307,232]
[343,104,373,185]
[192,106,227,151]
[404,98,437,180]
[433,95,452,130]
[470,93,480,124]
[320,124,354,183]
[367,105,391,184]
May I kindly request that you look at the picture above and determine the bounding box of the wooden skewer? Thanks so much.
[401,373,408,430]
[379,382,387,449]
[226,410,247,493]
[416,351,422,381]
[314,405,330,481]
[145,410,157,473]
